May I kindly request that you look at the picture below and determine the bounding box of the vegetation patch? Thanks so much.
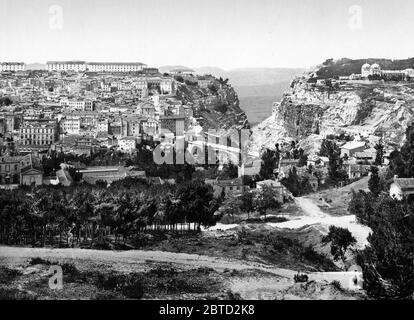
[0,266,22,285]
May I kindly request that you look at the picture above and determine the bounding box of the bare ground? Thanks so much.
[305,177,370,216]
[0,178,372,300]
[0,244,365,300]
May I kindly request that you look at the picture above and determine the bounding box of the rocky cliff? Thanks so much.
[176,78,250,131]
[251,73,414,154]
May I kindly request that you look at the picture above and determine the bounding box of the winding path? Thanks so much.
[270,197,372,248]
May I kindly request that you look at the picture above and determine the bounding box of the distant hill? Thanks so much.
[159,65,191,74]
[208,67,304,87]
[317,57,414,79]
[159,65,304,87]
[25,63,46,70]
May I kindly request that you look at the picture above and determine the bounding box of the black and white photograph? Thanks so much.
[0,0,413,307]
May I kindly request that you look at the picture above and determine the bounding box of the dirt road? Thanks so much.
[0,245,363,298]
[0,245,296,278]
[270,197,371,248]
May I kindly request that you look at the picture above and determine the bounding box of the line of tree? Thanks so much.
[349,124,414,299]
[0,178,222,248]
[221,185,282,222]
[319,139,348,184]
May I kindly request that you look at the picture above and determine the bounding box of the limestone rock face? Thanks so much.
[262,74,414,145]
[252,73,414,153]
[176,79,250,132]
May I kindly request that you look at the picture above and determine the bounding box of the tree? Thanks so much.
[219,161,238,179]
[174,75,184,83]
[368,166,381,197]
[176,180,218,229]
[319,139,336,157]
[208,84,218,93]
[259,148,277,180]
[320,140,347,184]
[399,124,414,177]
[388,149,405,178]
[374,141,384,166]
[297,148,308,167]
[387,124,414,178]
[240,191,254,219]
[254,185,281,222]
[281,167,300,196]
[352,194,414,299]
[322,226,356,262]
[0,97,13,106]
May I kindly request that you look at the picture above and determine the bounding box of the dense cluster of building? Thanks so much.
[0,61,219,188]
[0,62,25,72]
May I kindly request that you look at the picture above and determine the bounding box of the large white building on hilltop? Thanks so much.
[361,63,414,79]
[86,62,146,72]
[0,62,25,72]
[47,61,87,72]
[361,63,381,77]
[47,61,146,73]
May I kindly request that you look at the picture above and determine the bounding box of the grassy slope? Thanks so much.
[305,177,370,216]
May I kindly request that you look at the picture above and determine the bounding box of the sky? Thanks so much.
[0,0,413,69]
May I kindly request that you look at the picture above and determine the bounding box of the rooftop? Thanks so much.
[160,115,186,120]
[341,141,366,150]
[47,61,86,64]
[88,62,146,66]
[1,62,25,65]
[394,178,414,190]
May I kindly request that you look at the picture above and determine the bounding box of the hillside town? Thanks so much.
[2,0,414,306]
[0,61,246,188]
[2,60,414,208]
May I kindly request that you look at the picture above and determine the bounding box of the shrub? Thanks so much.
[294,273,309,283]
[60,263,81,282]
[330,280,344,292]
[95,273,144,299]
[0,288,36,300]
[29,257,52,265]
[226,290,242,300]
[322,226,357,262]
[214,103,228,113]
[0,267,22,284]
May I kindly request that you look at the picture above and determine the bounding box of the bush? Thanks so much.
[174,76,184,83]
[265,216,288,223]
[0,267,22,284]
[322,226,356,261]
[208,84,218,93]
[60,263,81,283]
[95,273,144,299]
[330,280,344,292]
[0,288,36,300]
[29,257,52,266]
[294,273,309,283]
[94,291,121,300]
[214,103,228,113]
[226,290,242,300]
